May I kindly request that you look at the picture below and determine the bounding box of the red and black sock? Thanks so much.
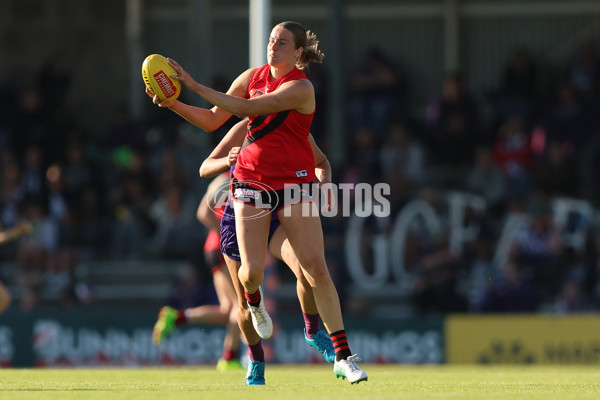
[330,330,351,362]
[245,289,262,307]
[175,310,187,326]
[248,340,265,363]
[303,312,320,339]
[222,349,238,362]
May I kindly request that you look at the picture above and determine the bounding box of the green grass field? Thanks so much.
[2,365,600,400]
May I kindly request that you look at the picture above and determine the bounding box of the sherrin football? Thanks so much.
[141,54,181,102]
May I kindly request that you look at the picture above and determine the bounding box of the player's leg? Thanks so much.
[277,202,367,384]
[233,201,273,339]
[152,257,230,346]
[152,303,228,346]
[223,255,265,385]
[277,202,343,333]
[212,265,243,371]
[268,225,334,363]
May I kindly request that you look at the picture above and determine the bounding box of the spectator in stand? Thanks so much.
[148,184,200,260]
[343,127,382,186]
[78,186,111,261]
[565,41,600,106]
[349,47,405,138]
[110,174,153,259]
[554,252,588,313]
[410,230,468,314]
[541,81,593,155]
[44,205,81,299]
[496,47,539,124]
[126,148,155,195]
[40,164,81,300]
[478,259,539,313]
[492,116,534,204]
[379,121,426,205]
[510,196,564,301]
[156,147,189,195]
[16,199,58,310]
[425,71,481,174]
[19,145,46,200]
[463,146,507,215]
[533,140,580,198]
[466,238,498,312]
[45,164,72,224]
[554,278,588,313]
[109,147,155,259]
[63,139,95,201]
[101,105,142,150]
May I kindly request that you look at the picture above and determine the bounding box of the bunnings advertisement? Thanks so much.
[446,314,600,364]
[0,308,444,367]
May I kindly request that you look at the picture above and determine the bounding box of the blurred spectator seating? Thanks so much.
[349,47,406,139]
[425,71,481,186]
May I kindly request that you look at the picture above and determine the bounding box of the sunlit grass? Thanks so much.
[2,365,600,400]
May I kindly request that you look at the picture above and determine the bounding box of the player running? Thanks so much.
[147,20,367,384]
[152,121,335,381]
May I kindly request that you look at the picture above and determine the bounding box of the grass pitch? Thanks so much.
[2,365,600,400]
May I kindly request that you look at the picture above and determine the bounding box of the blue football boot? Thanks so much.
[245,359,265,385]
[304,329,335,363]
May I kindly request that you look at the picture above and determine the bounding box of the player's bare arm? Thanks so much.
[199,119,247,178]
[149,61,254,132]
[189,76,314,117]
[308,134,333,212]
[197,173,228,231]
[309,134,331,184]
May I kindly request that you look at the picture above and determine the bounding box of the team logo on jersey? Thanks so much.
[249,89,264,98]
[295,169,308,178]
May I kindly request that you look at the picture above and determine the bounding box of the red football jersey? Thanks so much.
[233,64,315,190]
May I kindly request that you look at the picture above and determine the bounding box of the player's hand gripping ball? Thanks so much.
[141,54,181,102]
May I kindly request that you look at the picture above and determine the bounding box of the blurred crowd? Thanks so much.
[326,41,600,316]
[1,40,600,315]
[0,60,215,310]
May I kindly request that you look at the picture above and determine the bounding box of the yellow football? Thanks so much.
[141,54,181,102]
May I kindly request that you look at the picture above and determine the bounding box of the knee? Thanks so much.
[238,264,264,287]
[302,256,330,283]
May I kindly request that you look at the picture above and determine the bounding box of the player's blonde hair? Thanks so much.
[276,21,324,71]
